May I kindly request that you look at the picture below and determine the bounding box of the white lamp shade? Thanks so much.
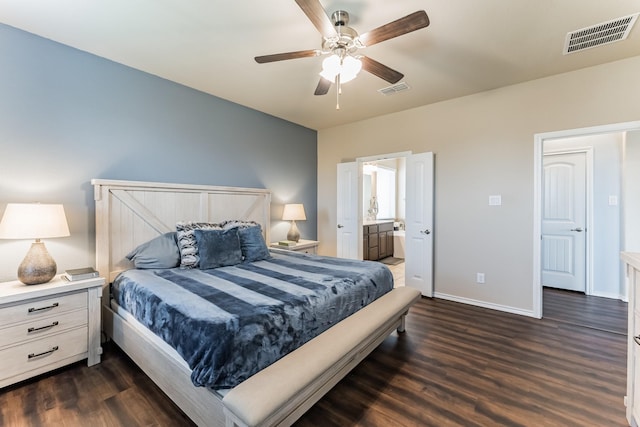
[0,203,70,240]
[282,204,306,221]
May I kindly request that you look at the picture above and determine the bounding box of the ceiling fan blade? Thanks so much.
[314,77,332,95]
[255,49,320,64]
[361,56,404,84]
[358,10,430,47]
[295,0,337,39]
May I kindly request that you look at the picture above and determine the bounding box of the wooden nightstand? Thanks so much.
[271,239,319,255]
[0,275,104,388]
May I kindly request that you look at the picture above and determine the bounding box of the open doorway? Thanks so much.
[362,157,406,263]
[360,153,408,289]
[336,151,434,296]
[533,121,640,318]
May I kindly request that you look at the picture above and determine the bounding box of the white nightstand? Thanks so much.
[271,239,319,255]
[0,275,104,388]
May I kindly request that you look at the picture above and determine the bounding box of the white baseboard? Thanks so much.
[433,292,537,318]
[590,290,627,301]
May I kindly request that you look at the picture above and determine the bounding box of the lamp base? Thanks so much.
[18,241,57,285]
[287,220,301,243]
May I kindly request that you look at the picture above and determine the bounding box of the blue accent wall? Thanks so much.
[0,24,317,280]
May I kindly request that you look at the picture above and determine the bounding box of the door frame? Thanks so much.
[533,121,640,318]
[542,148,593,294]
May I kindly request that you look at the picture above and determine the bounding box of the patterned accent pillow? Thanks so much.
[176,221,223,268]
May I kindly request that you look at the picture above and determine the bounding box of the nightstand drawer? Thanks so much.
[0,327,88,381]
[0,292,87,326]
[0,277,103,387]
[0,309,87,348]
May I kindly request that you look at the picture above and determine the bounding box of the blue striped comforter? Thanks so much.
[111,250,393,389]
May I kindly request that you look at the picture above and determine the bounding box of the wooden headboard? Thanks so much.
[92,179,271,291]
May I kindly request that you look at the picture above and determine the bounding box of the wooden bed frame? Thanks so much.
[93,179,421,427]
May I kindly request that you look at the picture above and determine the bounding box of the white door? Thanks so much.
[336,162,359,259]
[542,152,587,292]
[405,152,434,296]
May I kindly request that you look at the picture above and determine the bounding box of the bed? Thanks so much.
[93,179,421,427]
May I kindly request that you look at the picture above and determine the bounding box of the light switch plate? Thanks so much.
[489,195,502,206]
[608,195,618,206]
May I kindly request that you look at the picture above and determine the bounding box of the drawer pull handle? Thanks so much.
[28,302,59,313]
[634,335,640,346]
[28,346,59,359]
[28,321,59,333]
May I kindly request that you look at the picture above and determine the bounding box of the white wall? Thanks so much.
[317,56,640,315]
[545,133,623,299]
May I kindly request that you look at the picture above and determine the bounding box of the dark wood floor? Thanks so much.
[543,287,627,335]
[0,290,628,427]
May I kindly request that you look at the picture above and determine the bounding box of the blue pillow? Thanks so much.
[194,228,243,269]
[238,226,270,262]
[126,232,180,269]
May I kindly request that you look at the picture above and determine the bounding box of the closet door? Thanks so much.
[405,152,434,297]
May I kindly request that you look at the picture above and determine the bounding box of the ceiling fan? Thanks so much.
[254,0,430,106]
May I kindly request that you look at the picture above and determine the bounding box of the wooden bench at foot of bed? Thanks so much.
[223,286,422,427]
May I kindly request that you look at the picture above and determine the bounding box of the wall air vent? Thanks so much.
[378,82,410,96]
[563,13,639,54]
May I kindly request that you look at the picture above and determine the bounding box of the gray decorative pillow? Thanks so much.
[195,228,243,269]
[176,221,223,268]
[238,225,270,262]
[126,232,180,269]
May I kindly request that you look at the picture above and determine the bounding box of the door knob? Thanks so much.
[420,229,431,235]
[570,227,584,232]
[337,224,344,229]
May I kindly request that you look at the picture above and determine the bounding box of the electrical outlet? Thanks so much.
[476,273,485,284]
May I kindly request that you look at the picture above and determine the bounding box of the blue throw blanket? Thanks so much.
[111,250,393,389]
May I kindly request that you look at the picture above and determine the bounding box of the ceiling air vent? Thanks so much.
[563,13,639,54]
[378,82,410,96]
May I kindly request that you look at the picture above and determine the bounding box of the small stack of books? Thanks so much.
[277,240,297,247]
[62,267,99,282]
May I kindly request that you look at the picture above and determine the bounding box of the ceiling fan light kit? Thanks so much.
[319,54,362,84]
[254,0,429,109]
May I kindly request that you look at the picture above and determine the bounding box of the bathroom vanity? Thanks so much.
[363,221,394,261]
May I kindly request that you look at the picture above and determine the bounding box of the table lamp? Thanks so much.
[282,203,306,242]
[0,203,70,285]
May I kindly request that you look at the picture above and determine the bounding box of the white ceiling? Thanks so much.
[2,0,640,130]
